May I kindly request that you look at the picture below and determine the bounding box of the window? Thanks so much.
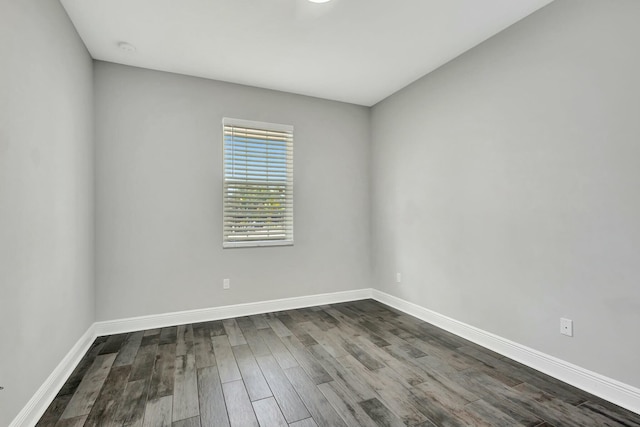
[223,118,294,248]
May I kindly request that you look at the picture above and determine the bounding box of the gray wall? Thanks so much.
[372,0,640,388]
[94,62,371,321]
[0,1,95,424]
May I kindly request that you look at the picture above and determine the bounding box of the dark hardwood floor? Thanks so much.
[36,300,640,426]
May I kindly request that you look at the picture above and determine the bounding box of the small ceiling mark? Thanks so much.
[117,41,136,52]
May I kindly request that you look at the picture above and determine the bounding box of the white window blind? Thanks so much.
[223,118,293,248]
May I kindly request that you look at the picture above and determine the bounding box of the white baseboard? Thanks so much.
[11,288,371,426]
[14,287,640,426]
[94,288,373,337]
[371,289,640,415]
[9,324,97,427]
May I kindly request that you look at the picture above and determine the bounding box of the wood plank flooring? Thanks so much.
[37,300,640,426]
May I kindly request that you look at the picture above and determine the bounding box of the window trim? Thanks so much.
[222,117,294,249]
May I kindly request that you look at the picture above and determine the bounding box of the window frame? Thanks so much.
[222,117,294,249]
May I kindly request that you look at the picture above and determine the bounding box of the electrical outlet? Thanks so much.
[223,278,230,290]
[560,318,573,337]
[396,272,402,283]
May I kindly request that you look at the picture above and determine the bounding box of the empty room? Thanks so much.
[2,0,640,426]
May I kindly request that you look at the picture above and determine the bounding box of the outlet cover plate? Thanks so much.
[560,318,573,337]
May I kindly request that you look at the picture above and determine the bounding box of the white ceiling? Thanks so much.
[60,0,553,106]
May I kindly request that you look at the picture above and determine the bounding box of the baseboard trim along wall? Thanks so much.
[10,288,372,426]
[9,324,97,427]
[371,289,640,416]
[93,288,373,336]
[13,287,640,426]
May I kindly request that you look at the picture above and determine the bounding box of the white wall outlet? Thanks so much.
[560,318,573,337]
[223,278,230,290]
[396,272,402,283]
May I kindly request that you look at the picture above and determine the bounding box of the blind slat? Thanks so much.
[224,150,292,160]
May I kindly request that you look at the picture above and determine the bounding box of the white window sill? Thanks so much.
[223,240,294,249]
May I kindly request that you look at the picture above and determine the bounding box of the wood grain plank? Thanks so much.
[140,333,160,347]
[172,416,201,427]
[173,352,199,422]
[250,314,270,330]
[252,397,288,427]
[415,354,460,376]
[304,311,332,332]
[232,344,272,401]
[280,335,333,385]
[445,369,543,426]
[193,326,216,369]
[322,307,391,347]
[223,318,248,346]
[420,324,470,351]
[512,382,618,427]
[455,346,527,387]
[277,314,319,346]
[84,365,131,427]
[259,328,299,369]
[283,366,347,427]
[338,355,427,426]
[357,318,425,355]
[359,398,407,427]
[176,324,194,357]
[299,322,348,358]
[222,380,259,427]
[148,343,177,400]
[306,344,376,401]
[317,381,380,427]
[267,317,293,337]
[192,320,226,336]
[210,320,228,336]
[37,395,73,427]
[311,309,340,330]
[159,326,178,345]
[197,366,230,427]
[330,304,364,321]
[239,322,272,357]
[410,380,485,427]
[212,335,242,383]
[281,309,312,323]
[113,379,148,427]
[500,357,593,406]
[143,396,173,427]
[234,316,256,332]
[381,344,436,386]
[57,340,106,397]
[457,344,507,366]
[579,400,640,426]
[464,399,527,427]
[130,342,158,382]
[114,332,144,367]
[288,419,318,427]
[54,415,88,427]
[60,353,117,419]
[325,327,385,371]
[412,367,479,406]
[256,354,310,423]
[99,333,128,355]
